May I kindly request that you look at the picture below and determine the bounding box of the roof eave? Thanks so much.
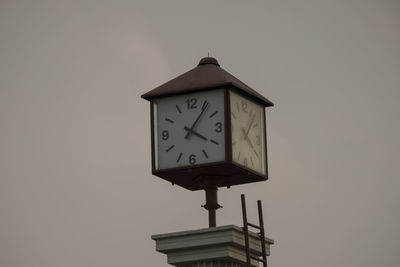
[141,83,274,107]
[140,82,231,101]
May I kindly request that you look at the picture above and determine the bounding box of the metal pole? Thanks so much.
[241,194,251,267]
[203,184,220,228]
[208,208,216,227]
[205,187,217,227]
[257,200,267,267]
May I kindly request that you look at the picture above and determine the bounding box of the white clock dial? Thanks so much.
[154,89,225,170]
[230,91,266,175]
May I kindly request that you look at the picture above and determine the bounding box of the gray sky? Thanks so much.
[0,1,399,267]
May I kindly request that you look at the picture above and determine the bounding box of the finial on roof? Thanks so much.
[198,57,220,66]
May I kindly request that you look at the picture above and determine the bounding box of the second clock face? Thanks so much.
[230,91,266,175]
[154,89,225,170]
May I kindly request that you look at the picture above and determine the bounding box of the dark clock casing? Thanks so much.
[141,57,273,191]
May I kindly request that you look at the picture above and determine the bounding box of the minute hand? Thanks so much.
[241,128,254,149]
[246,115,256,135]
[185,101,208,139]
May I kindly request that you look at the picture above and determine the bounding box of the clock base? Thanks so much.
[152,162,268,191]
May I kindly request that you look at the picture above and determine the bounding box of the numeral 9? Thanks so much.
[162,130,169,140]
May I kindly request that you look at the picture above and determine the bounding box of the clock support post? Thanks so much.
[202,183,221,227]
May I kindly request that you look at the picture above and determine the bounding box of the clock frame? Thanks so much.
[153,89,226,170]
[142,57,273,191]
[230,90,267,176]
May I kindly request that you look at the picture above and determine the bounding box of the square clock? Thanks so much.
[142,57,273,190]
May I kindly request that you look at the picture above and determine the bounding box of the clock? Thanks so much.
[154,89,225,170]
[142,57,273,191]
[230,90,266,175]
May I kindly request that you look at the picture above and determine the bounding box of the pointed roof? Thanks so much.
[141,57,274,107]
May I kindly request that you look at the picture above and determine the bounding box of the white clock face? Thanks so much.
[153,89,225,170]
[230,91,266,175]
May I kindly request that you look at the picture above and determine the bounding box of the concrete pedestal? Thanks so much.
[151,225,273,267]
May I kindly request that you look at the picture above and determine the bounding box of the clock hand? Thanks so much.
[185,101,209,139]
[239,115,256,149]
[183,126,208,141]
[245,114,256,136]
[241,127,254,149]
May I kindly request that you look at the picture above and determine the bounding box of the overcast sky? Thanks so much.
[0,1,399,267]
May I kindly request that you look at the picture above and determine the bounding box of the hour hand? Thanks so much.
[184,126,208,141]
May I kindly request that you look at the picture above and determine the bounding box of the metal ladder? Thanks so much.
[241,194,268,267]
